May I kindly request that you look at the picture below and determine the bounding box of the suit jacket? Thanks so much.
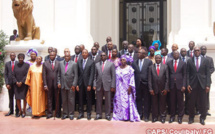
[167,59,186,90]
[89,50,102,57]
[93,60,116,91]
[105,50,120,59]
[58,60,78,90]
[45,55,63,61]
[4,61,18,85]
[9,35,18,41]
[148,63,169,94]
[71,54,83,62]
[42,60,60,89]
[162,56,172,64]
[186,50,194,57]
[102,44,117,53]
[186,57,211,89]
[88,54,101,63]
[205,56,214,75]
[167,52,173,58]
[132,59,153,89]
[77,58,95,87]
[126,52,138,61]
[119,49,128,57]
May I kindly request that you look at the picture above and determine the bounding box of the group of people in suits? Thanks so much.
[4,37,214,125]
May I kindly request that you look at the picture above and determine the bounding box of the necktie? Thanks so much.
[182,57,185,62]
[83,59,86,69]
[52,61,54,70]
[163,56,166,64]
[157,64,160,76]
[139,59,142,71]
[12,61,14,72]
[65,62,68,72]
[102,62,105,72]
[190,51,193,57]
[174,60,177,72]
[92,56,95,61]
[109,51,111,59]
[196,57,199,71]
[75,55,78,63]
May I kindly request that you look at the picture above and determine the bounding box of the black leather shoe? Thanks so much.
[161,118,165,124]
[56,115,61,118]
[77,113,84,120]
[22,114,26,118]
[206,112,211,116]
[106,116,111,121]
[61,115,68,120]
[94,115,102,120]
[69,115,74,120]
[144,117,149,122]
[188,118,194,124]
[178,118,182,124]
[16,112,21,118]
[87,114,91,120]
[46,115,53,119]
[200,118,205,125]
[169,117,175,123]
[152,118,158,123]
[5,111,13,116]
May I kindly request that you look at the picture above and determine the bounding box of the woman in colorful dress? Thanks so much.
[25,56,47,118]
[152,40,162,56]
[108,49,120,68]
[112,55,140,122]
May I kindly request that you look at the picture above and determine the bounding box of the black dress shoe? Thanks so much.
[144,117,149,122]
[169,117,175,123]
[94,115,102,120]
[188,118,194,124]
[56,115,61,118]
[16,112,22,118]
[5,111,13,116]
[46,115,53,119]
[206,112,211,116]
[69,115,74,120]
[200,118,205,125]
[161,118,165,124]
[77,113,84,120]
[22,114,26,118]
[61,115,68,120]
[106,116,111,121]
[178,118,182,124]
[87,114,91,120]
[152,118,158,123]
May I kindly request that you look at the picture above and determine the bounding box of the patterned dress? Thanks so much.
[112,66,140,122]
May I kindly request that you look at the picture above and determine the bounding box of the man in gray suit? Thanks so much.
[93,52,116,121]
[58,53,78,120]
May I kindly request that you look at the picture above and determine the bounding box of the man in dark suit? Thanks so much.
[105,41,119,59]
[132,49,152,122]
[9,29,18,42]
[89,46,101,63]
[180,48,191,115]
[4,52,19,117]
[93,52,116,121]
[102,36,117,53]
[58,53,78,120]
[44,47,53,61]
[187,47,210,125]
[93,42,103,55]
[43,51,61,119]
[167,44,179,58]
[76,49,95,120]
[200,45,214,116]
[167,51,186,124]
[161,48,172,64]
[148,54,169,123]
[71,45,83,63]
[127,44,138,61]
[187,41,195,58]
[119,40,129,57]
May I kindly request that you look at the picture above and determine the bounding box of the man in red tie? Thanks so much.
[4,52,19,117]
[107,41,113,59]
[71,45,83,63]
[42,51,61,119]
[167,51,186,124]
[187,41,195,58]
[93,52,116,121]
[187,47,210,125]
[148,54,169,123]
[161,48,172,64]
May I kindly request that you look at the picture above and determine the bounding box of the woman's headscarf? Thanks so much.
[26,48,38,57]
[149,46,156,51]
[121,54,133,63]
[152,40,162,50]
